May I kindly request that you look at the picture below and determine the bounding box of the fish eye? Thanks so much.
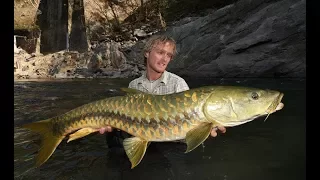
[251,92,259,100]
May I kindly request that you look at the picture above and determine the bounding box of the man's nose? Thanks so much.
[162,53,171,62]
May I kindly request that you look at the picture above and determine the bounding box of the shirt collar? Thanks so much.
[138,71,169,85]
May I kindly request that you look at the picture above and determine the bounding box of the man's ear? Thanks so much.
[144,52,149,59]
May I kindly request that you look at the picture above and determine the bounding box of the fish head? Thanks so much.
[203,86,284,127]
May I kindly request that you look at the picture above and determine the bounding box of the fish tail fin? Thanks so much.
[22,119,65,167]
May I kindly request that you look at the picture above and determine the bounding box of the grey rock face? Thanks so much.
[14,0,305,79]
[161,0,306,78]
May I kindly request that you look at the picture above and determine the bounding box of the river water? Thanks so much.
[14,78,306,180]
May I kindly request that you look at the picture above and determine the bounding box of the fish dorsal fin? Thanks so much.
[120,88,145,94]
[123,137,149,169]
[185,122,213,153]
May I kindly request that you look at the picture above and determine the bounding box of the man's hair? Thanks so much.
[143,35,177,65]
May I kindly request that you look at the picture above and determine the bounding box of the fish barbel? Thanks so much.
[21,86,284,168]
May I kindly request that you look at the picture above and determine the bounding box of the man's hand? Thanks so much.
[98,126,226,137]
[98,126,113,134]
[210,126,226,137]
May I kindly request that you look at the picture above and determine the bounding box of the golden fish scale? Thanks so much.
[52,89,211,141]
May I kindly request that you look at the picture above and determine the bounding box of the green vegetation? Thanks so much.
[14,0,237,38]
[14,24,40,31]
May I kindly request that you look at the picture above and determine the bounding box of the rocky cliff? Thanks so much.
[14,0,306,79]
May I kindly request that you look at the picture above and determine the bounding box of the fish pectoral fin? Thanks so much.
[123,137,149,169]
[67,128,98,143]
[185,122,213,153]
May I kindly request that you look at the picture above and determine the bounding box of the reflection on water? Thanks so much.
[14,78,306,180]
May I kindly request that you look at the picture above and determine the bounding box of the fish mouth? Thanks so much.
[264,92,284,121]
[268,93,284,113]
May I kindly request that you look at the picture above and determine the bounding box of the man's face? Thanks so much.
[145,41,174,73]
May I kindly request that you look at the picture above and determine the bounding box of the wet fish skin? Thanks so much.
[53,88,209,141]
[21,86,284,169]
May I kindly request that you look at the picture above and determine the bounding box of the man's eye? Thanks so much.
[158,51,165,55]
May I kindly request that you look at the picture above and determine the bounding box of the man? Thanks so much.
[99,35,226,148]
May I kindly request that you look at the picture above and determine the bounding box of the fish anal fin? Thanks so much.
[67,128,98,143]
[185,122,213,153]
[123,137,148,169]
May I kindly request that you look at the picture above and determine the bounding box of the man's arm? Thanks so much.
[175,79,190,92]
[128,81,134,89]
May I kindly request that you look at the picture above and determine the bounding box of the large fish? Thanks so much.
[21,86,284,169]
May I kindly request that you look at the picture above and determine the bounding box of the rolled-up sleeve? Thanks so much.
[175,79,189,93]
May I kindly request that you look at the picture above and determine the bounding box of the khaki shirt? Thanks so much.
[128,71,189,95]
